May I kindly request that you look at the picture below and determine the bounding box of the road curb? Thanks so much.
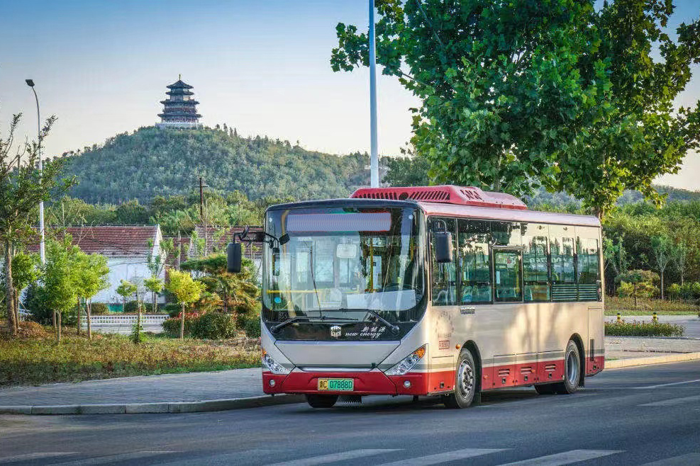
[606,352,700,369]
[0,394,304,416]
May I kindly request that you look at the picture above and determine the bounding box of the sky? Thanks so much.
[0,0,698,191]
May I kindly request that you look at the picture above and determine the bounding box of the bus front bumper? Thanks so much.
[262,369,430,396]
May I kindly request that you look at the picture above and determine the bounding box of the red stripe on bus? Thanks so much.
[263,356,605,396]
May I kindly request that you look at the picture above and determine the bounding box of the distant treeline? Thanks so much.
[62,126,370,204]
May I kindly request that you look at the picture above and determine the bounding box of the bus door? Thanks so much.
[492,246,524,387]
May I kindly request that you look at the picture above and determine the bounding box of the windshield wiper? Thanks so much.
[337,308,400,335]
[270,315,358,334]
[271,316,310,333]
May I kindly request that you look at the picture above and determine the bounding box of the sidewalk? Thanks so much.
[2,337,699,415]
[0,368,301,415]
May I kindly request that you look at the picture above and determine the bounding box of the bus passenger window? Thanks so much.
[494,250,522,302]
[577,236,600,301]
[522,224,550,302]
[430,218,457,305]
[551,229,577,301]
[458,220,491,303]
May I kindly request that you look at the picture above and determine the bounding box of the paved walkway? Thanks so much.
[0,368,265,407]
[606,336,700,360]
[1,337,699,411]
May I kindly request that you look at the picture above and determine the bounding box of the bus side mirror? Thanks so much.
[435,231,453,263]
[227,242,242,273]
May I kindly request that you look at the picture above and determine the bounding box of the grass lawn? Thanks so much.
[604,296,700,316]
[0,321,259,387]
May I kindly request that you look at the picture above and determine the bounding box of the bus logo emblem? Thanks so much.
[330,326,342,338]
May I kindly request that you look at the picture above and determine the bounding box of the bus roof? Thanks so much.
[417,201,600,227]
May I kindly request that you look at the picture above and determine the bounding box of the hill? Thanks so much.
[63,126,369,203]
[526,184,700,210]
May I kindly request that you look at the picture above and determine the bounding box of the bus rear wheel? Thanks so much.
[554,340,581,395]
[444,349,478,409]
[305,394,338,408]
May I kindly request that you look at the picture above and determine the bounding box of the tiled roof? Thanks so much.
[27,226,159,257]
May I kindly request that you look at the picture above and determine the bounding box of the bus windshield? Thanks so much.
[262,205,426,322]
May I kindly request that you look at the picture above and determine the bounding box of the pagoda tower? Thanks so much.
[156,75,202,129]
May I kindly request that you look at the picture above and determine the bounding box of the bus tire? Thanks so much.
[305,394,338,408]
[554,340,581,395]
[443,349,477,409]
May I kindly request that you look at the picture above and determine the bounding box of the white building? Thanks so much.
[30,225,166,304]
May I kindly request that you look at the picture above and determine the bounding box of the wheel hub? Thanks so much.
[567,351,579,385]
[458,360,474,397]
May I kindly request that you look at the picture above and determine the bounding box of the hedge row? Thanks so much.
[162,312,260,340]
[605,321,684,337]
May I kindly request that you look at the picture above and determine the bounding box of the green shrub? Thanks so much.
[667,283,681,300]
[122,301,153,313]
[90,303,110,315]
[605,321,684,337]
[24,284,52,324]
[162,312,201,337]
[162,303,181,318]
[244,316,261,339]
[678,282,700,300]
[191,313,237,340]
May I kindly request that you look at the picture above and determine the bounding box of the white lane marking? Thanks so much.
[0,452,76,464]
[640,394,700,407]
[56,451,176,465]
[377,448,505,466]
[268,449,399,466]
[640,453,700,465]
[497,449,622,466]
[632,379,700,390]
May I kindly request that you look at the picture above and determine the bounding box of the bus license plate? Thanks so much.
[317,378,354,391]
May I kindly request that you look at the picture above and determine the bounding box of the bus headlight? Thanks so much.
[262,349,291,375]
[385,345,427,376]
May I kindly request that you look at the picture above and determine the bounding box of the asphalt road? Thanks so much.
[1,361,699,466]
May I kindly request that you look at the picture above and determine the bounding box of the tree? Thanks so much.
[603,235,629,294]
[40,237,81,343]
[651,235,674,300]
[166,270,205,339]
[617,269,660,308]
[674,241,689,286]
[181,253,258,325]
[1,113,72,335]
[73,253,109,339]
[383,155,431,187]
[331,0,700,216]
[144,277,164,314]
[116,280,137,313]
[1,252,41,324]
[145,238,167,313]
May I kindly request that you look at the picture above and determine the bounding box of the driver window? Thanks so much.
[430,218,457,306]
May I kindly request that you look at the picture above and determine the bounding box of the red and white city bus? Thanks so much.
[228,185,604,409]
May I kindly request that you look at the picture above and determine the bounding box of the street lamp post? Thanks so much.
[369,0,379,188]
[25,79,45,264]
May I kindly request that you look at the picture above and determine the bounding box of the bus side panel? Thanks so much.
[586,305,605,375]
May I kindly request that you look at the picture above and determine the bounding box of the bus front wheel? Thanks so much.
[443,349,478,409]
[305,394,338,408]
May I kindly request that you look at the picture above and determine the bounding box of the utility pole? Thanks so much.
[26,79,45,264]
[369,0,379,188]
